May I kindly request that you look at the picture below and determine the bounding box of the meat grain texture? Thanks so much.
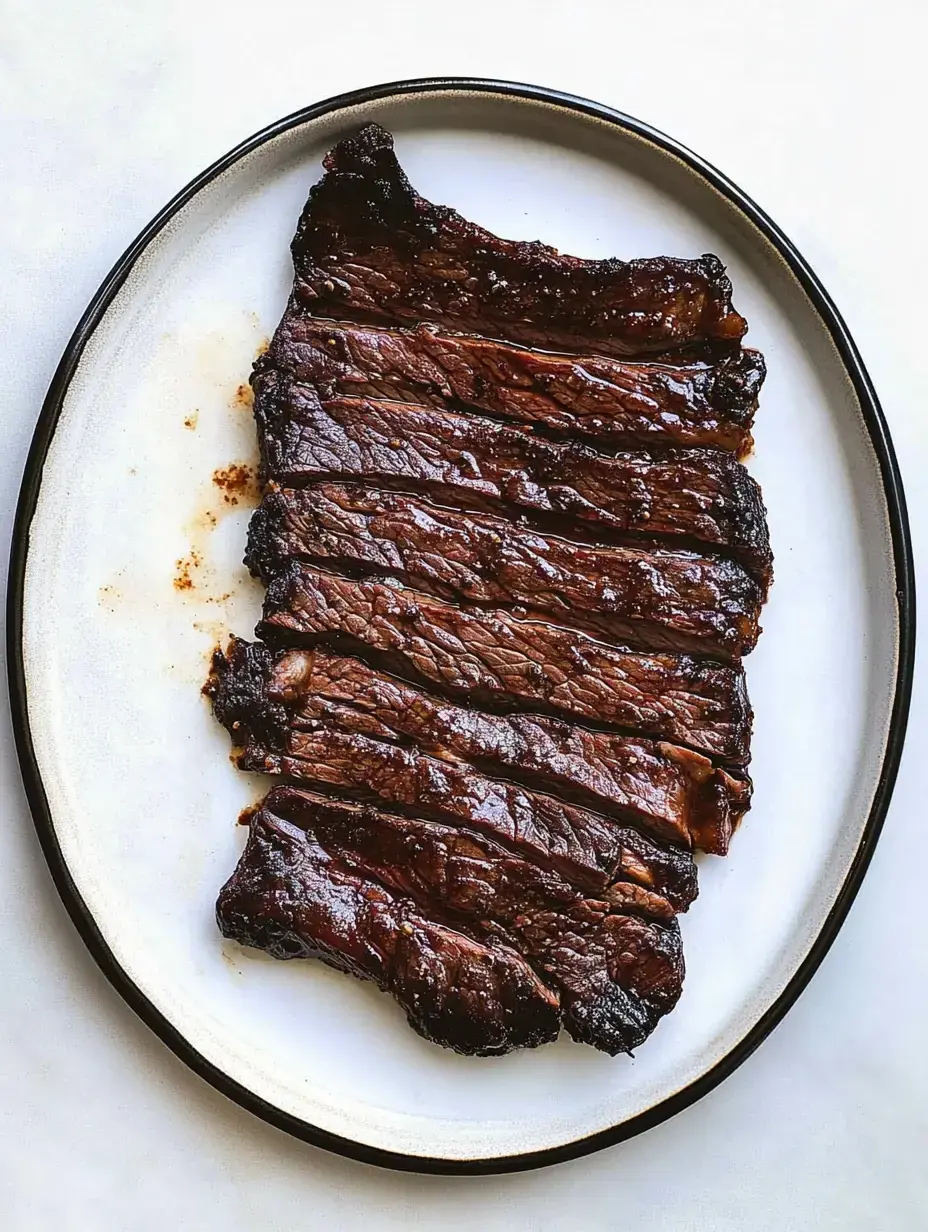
[208,122,771,1057]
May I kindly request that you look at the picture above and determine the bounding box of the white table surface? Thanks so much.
[2,2,926,1227]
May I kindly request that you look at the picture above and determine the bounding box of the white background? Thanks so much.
[1,2,926,1227]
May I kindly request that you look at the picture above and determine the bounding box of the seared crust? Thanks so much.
[258,565,753,765]
[219,788,684,1055]
[206,122,772,1058]
[246,483,764,659]
[253,372,771,587]
[291,123,747,357]
[260,314,764,457]
[217,799,562,1056]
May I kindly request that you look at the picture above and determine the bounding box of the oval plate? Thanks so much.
[8,79,914,1173]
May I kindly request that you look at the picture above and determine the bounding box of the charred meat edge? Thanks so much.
[290,122,746,358]
[221,787,685,1054]
[218,798,561,1055]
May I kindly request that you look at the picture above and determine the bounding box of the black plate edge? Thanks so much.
[6,76,916,1176]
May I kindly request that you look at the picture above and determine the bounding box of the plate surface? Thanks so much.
[9,80,914,1172]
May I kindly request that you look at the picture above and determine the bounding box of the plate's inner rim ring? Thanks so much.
[6,76,915,1176]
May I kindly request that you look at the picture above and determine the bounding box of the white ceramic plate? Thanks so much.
[9,79,914,1173]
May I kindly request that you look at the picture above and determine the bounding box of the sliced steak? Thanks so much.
[259,565,752,764]
[209,639,749,855]
[206,642,698,909]
[257,785,686,1055]
[290,123,747,357]
[218,796,561,1055]
[209,119,773,1059]
[253,375,772,586]
[259,315,764,457]
[246,483,763,658]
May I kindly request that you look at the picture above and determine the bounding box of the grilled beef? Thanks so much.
[258,315,764,457]
[246,484,763,658]
[218,795,561,1055]
[207,121,772,1057]
[290,123,746,357]
[259,566,752,764]
[209,639,748,855]
[253,374,771,586]
[227,786,685,1054]
[208,640,697,909]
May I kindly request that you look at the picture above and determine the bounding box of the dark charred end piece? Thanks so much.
[220,788,684,1055]
[557,914,686,1054]
[291,123,747,357]
[714,348,767,427]
[719,454,773,590]
[206,637,290,750]
[243,497,278,582]
[217,801,561,1055]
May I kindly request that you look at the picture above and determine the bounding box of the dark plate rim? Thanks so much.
[6,76,916,1175]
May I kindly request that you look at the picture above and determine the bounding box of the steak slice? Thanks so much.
[218,796,561,1055]
[209,639,749,855]
[246,483,763,658]
[254,730,687,917]
[259,314,764,457]
[253,374,772,586]
[290,123,747,357]
[254,785,686,1055]
[206,643,698,909]
[259,565,752,764]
